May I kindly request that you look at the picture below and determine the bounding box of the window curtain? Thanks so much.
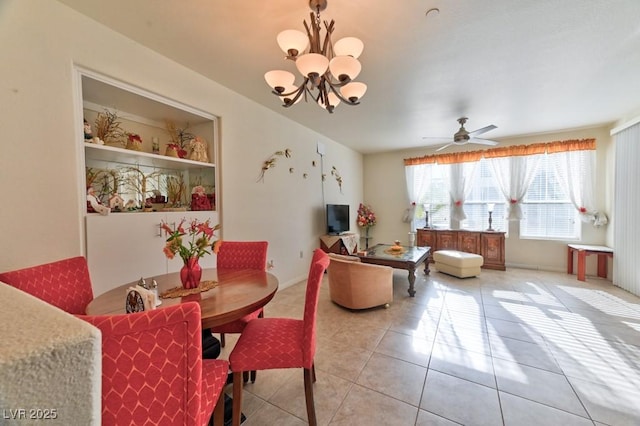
[488,155,541,220]
[404,164,431,229]
[549,149,607,227]
[449,162,478,221]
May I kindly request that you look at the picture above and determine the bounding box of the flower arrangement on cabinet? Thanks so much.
[357,203,376,228]
[161,218,221,263]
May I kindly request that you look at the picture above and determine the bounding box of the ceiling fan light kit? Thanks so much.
[264,0,367,113]
[432,117,499,152]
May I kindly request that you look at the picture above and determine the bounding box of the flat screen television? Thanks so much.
[326,204,350,235]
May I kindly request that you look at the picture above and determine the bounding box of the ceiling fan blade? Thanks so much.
[470,138,499,146]
[435,143,454,152]
[468,124,497,138]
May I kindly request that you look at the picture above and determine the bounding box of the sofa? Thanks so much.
[327,253,393,309]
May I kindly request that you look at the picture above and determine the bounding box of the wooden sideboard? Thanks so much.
[416,229,506,270]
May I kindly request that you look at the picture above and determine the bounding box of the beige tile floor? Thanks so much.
[219,266,640,426]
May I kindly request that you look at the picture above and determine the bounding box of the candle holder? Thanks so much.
[423,203,430,229]
[487,203,495,231]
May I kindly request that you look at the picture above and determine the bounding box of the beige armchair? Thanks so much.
[327,253,394,309]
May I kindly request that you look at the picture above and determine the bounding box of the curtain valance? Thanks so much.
[404,138,595,165]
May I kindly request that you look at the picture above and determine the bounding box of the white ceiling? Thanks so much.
[58,0,640,154]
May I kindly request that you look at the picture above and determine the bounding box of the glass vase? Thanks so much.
[180,257,202,289]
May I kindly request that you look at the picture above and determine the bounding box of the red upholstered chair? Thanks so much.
[78,302,229,426]
[211,241,269,348]
[229,249,329,426]
[0,256,94,315]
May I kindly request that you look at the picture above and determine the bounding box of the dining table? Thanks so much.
[86,268,279,330]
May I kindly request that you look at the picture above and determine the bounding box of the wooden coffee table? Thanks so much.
[357,244,431,297]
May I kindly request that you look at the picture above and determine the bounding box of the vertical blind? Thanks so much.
[613,122,640,296]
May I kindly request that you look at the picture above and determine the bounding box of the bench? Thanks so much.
[567,244,613,281]
[433,250,484,278]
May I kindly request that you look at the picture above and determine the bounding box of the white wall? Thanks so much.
[364,126,613,274]
[0,0,363,288]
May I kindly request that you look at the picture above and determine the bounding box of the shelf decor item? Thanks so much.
[94,109,125,146]
[165,120,194,158]
[125,133,143,151]
[161,219,221,289]
[188,137,209,163]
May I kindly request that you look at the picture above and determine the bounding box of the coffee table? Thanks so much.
[357,244,431,297]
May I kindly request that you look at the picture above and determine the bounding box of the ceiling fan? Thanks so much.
[425,117,498,152]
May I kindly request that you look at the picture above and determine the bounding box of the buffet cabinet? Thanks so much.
[416,229,506,270]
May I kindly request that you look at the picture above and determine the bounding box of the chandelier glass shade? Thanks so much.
[264,0,367,113]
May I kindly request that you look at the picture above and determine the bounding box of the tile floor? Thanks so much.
[219,266,640,426]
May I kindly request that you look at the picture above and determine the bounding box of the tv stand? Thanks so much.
[319,234,358,255]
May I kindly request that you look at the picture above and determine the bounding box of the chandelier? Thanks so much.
[264,0,367,113]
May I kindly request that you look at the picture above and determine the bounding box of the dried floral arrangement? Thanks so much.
[166,173,186,207]
[119,166,162,209]
[86,168,119,201]
[94,109,125,145]
[165,120,195,158]
[257,148,292,182]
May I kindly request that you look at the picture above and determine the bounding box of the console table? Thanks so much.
[320,234,358,255]
[416,228,506,270]
[567,244,613,281]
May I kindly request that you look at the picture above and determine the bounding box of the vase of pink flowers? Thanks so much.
[161,219,221,289]
[357,203,376,249]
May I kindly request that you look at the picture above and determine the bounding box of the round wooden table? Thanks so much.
[86,268,279,329]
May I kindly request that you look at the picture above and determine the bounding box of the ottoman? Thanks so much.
[433,250,484,278]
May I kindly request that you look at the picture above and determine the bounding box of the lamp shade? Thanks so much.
[279,84,303,105]
[318,91,341,110]
[264,70,296,92]
[340,81,367,102]
[334,37,364,58]
[277,30,309,56]
[295,53,329,77]
[329,56,361,82]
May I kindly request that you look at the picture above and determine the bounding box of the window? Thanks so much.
[406,143,587,241]
[520,155,580,239]
[411,163,450,229]
[462,159,507,233]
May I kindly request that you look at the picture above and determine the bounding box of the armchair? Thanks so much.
[327,253,393,309]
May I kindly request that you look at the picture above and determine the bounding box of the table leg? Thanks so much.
[577,250,586,281]
[424,261,430,276]
[597,254,608,278]
[407,267,416,297]
[567,247,574,275]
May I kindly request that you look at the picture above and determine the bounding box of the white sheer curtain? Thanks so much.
[449,162,479,222]
[549,149,607,227]
[405,164,431,230]
[488,155,541,220]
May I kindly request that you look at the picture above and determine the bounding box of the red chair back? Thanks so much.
[78,302,211,425]
[0,256,94,315]
[302,249,330,367]
[216,241,268,270]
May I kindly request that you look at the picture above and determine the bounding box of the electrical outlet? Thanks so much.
[299,250,304,259]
